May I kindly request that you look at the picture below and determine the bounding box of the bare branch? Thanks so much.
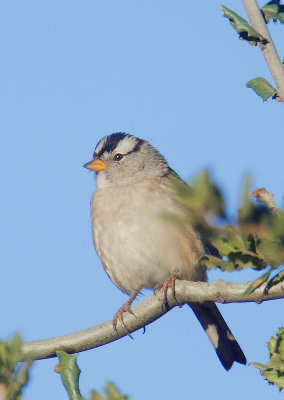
[253,187,280,214]
[21,279,284,361]
[242,0,284,103]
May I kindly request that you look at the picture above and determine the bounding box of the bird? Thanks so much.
[84,132,246,371]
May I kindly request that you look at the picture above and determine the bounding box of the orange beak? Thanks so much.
[83,157,109,172]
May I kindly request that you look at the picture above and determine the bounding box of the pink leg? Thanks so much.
[113,290,140,335]
[154,273,181,307]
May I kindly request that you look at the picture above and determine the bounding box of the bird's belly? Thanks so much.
[91,182,205,294]
[93,217,170,294]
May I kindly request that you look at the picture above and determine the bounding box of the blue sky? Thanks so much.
[1,1,284,399]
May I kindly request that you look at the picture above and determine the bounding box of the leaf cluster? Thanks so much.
[171,171,284,288]
[222,2,283,102]
[221,5,268,46]
[0,333,32,400]
[251,328,284,390]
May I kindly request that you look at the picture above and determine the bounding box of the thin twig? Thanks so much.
[21,279,284,361]
[253,187,280,214]
[242,0,284,103]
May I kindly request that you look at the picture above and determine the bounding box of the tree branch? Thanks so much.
[242,0,284,103]
[21,279,284,361]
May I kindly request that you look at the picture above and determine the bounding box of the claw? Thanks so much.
[154,273,181,309]
[113,309,133,338]
[112,290,140,337]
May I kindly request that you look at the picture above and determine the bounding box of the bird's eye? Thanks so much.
[113,153,124,161]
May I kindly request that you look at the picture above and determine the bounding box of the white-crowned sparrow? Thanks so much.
[84,132,246,370]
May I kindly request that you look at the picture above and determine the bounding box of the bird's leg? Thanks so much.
[154,273,181,309]
[113,290,140,336]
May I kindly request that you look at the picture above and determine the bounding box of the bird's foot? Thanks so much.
[113,291,139,337]
[154,273,181,309]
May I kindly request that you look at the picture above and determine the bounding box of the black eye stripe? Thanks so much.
[128,138,144,154]
[97,132,128,158]
[95,133,144,159]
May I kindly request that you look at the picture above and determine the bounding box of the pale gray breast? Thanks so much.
[91,176,206,294]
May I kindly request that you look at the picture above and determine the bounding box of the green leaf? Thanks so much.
[221,5,268,46]
[191,171,225,216]
[250,362,271,371]
[173,170,225,217]
[9,360,33,400]
[270,354,284,372]
[268,336,278,355]
[0,333,22,376]
[246,77,278,101]
[276,333,284,351]
[238,175,253,223]
[238,175,270,224]
[261,1,284,24]
[201,255,237,271]
[278,328,284,336]
[228,250,266,270]
[258,239,284,269]
[261,0,280,23]
[278,9,284,23]
[0,333,33,400]
[89,390,106,400]
[243,269,271,295]
[262,369,284,389]
[211,237,235,255]
[56,351,83,400]
[224,225,248,250]
[89,383,129,400]
[264,269,284,293]
[253,328,284,389]
[104,382,129,400]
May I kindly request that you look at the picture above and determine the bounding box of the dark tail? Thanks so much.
[188,302,246,371]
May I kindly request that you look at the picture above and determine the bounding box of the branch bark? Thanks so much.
[242,0,284,103]
[21,279,284,361]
